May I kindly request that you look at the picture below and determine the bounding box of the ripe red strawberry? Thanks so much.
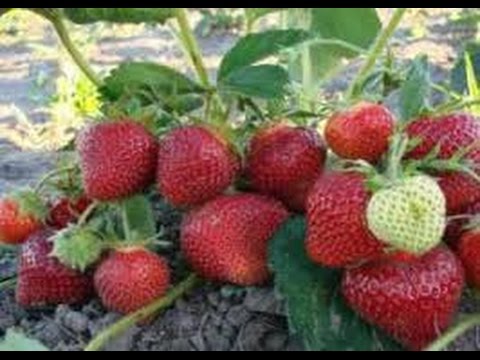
[342,247,464,351]
[181,194,289,285]
[47,196,91,230]
[77,120,158,201]
[406,113,480,214]
[0,191,46,245]
[94,248,170,315]
[246,124,326,212]
[325,103,395,163]
[306,172,385,268]
[444,201,480,246]
[16,229,93,307]
[457,229,480,289]
[157,126,240,208]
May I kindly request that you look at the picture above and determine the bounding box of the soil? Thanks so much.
[1,9,480,351]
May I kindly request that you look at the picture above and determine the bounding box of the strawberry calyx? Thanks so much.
[10,189,47,222]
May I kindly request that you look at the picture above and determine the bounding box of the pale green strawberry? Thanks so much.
[366,175,446,254]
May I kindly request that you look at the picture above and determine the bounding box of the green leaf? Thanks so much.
[122,195,156,241]
[102,62,204,101]
[244,8,285,29]
[399,56,431,122]
[219,65,290,99]
[269,217,402,351]
[219,29,311,79]
[63,8,175,24]
[0,330,49,351]
[451,42,480,94]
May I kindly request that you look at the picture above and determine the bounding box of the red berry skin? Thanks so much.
[306,172,385,268]
[457,230,480,289]
[94,248,170,315]
[246,125,326,212]
[181,194,289,286]
[0,199,43,245]
[157,126,240,208]
[16,229,93,307]
[406,114,480,214]
[343,247,465,351]
[77,120,158,201]
[444,201,480,247]
[47,196,92,230]
[325,103,395,163]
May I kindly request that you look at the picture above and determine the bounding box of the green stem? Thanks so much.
[424,314,480,351]
[174,8,211,88]
[307,39,367,56]
[121,202,132,243]
[84,274,200,352]
[50,15,102,88]
[0,277,17,291]
[347,8,407,100]
[34,166,77,194]
[77,201,99,227]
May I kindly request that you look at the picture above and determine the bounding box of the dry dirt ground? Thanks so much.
[0,9,479,351]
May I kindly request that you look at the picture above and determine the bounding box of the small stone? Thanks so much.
[170,338,194,351]
[263,332,288,351]
[217,301,230,314]
[244,288,284,315]
[63,310,89,333]
[204,326,231,351]
[207,292,220,308]
[35,321,63,347]
[190,334,207,351]
[226,305,251,327]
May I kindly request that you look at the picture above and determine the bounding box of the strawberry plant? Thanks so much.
[1,8,480,352]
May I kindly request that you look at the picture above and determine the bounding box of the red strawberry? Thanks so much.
[181,194,289,285]
[157,126,240,208]
[306,172,385,268]
[342,247,464,351]
[246,124,326,212]
[406,113,480,214]
[16,229,93,307]
[77,120,158,201]
[444,201,480,246]
[0,191,46,245]
[457,229,480,289]
[94,248,170,314]
[47,196,91,230]
[325,103,395,163]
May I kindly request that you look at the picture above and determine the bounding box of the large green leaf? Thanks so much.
[269,217,402,351]
[399,56,431,122]
[219,65,290,99]
[0,330,49,351]
[219,29,311,79]
[101,62,205,114]
[122,195,156,241]
[63,8,175,24]
[451,42,480,94]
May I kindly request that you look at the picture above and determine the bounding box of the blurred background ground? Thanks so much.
[0,8,480,351]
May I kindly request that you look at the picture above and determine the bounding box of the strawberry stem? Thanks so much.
[424,314,480,351]
[84,274,200,352]
[77,201,100,227]
[34,166,77,195]
[347,8,407,100]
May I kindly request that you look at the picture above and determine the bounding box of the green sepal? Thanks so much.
[10,190,47,222]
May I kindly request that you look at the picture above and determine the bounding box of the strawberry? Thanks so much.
[157,126,240,208]
[94,248,170,315]
[181,194,289,285]
[0,191,46,245]
[367,175,446,255]
[406,113,480,214]
[306,172,385,268]
[246,124,326,212]
[77,120,158,201]
[445,201,480,246]
[325,103,395,163]
[457,228,480,289]
[16,229,93,307]
[47,196,91,230]
[342,247,464,351]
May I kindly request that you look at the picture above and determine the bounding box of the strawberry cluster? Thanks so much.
[1,103,479,351]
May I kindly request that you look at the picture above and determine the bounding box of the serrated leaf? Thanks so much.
[219,29,311,79]
[399,56,431,122]
[102,62,204,102]
[0,329,49,351]
[63,8,175,24]
[269,217,402,351]
[122,195,156,241]
[219,65,290,99]
[451,42,480,94]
